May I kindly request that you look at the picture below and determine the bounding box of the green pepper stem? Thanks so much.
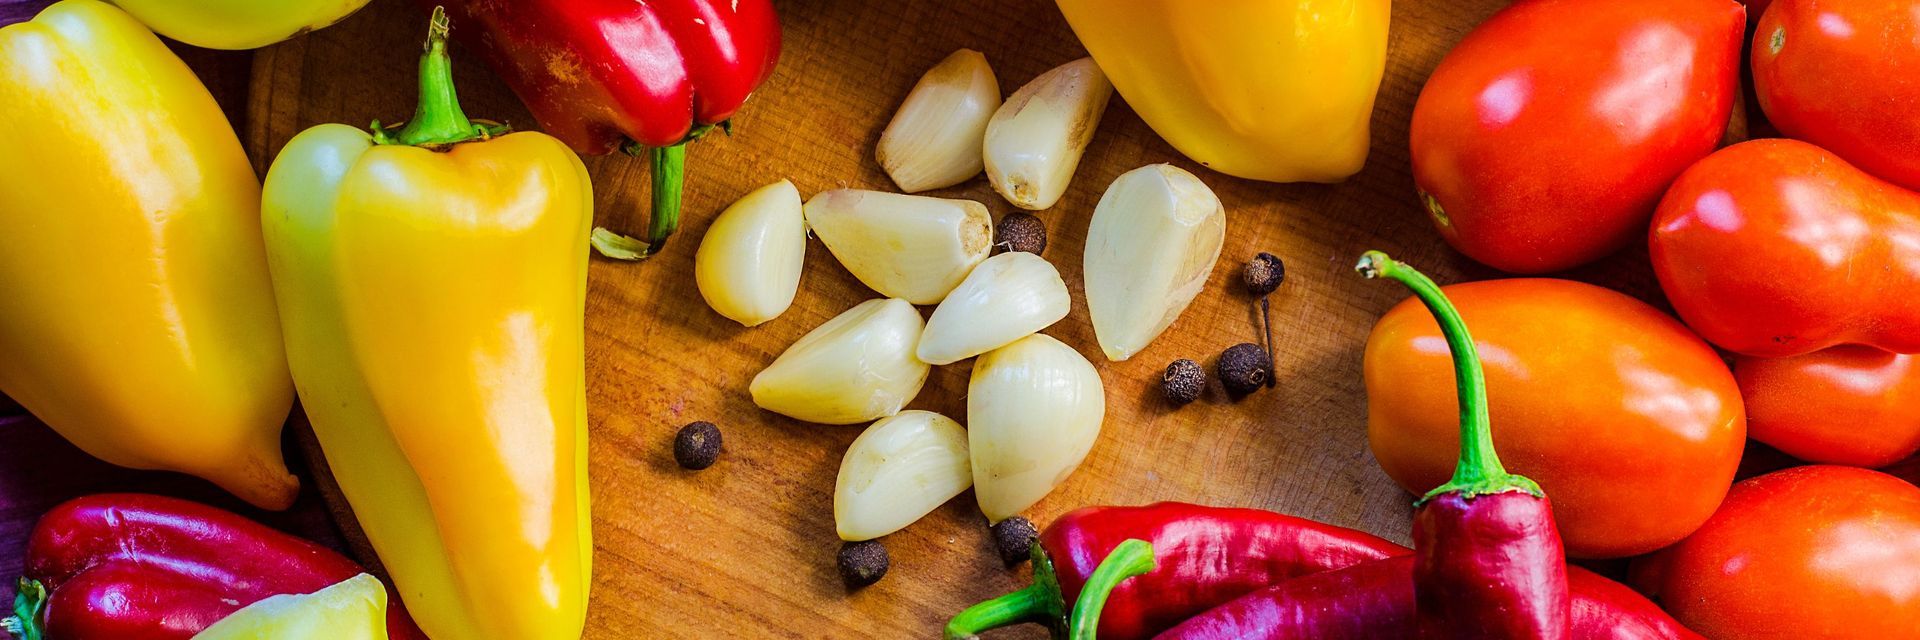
[373,6,506,148]
[1356,251,1541,501]
[4,578,47,640]
[1066,540,1156,640]
[646,144,687,256]
[944,545,1068,639]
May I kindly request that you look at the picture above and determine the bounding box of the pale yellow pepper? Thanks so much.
[110,0,371,49]
[192,574,389,640]
[1055,0,1391,183]
[261,10,590,640]
[0,0,297,509]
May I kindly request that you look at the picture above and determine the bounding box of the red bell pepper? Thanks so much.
[1651,138,1920,357]
[436,0,782,257]
[2,494,424,640]
[943,502,1408,639]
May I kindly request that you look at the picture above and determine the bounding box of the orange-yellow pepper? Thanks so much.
[1055,0,1390,183]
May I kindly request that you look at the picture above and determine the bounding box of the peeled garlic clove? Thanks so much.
[917,252,1069,365]
[803,190,992,305]
[750,298,930,425]
[969,334,1105,523]
[835,410,971,541]
[694,180,806,327]
[1084,164,1225,361]
[983,57,1113,211]
[878,50,1001,193]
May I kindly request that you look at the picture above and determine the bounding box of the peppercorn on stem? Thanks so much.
[377,7,503,148]
[1259,297,1275,387]
[1356,251,1541,501]
[944,545,1068,639]
[1066,539,1155,640]
[5,578,46,640]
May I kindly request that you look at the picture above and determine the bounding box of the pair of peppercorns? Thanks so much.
[835,515,1041,589]
[1160,252,1285,405]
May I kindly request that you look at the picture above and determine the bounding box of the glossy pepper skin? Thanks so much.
[1366,278,1745,558]
[1632,466,1920,639]
[1736,346,1920,467]
[1359,252,1570,640]
[943,502,1408,639]
[1753,0,1920,192]
[1054,0,1387,183]
[111,0,371,49]
[260,10,591,640]
[1651,138,1920,357]
[0,494,424,640]
[1410,0,1744,273]
[438,0,780,257]
[0,0,297,510]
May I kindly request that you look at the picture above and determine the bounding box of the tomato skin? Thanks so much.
[1650,139,1920,357]
[1410,0,1745,274]
[1364,279,1746,558]
[1736,346,1920,467]
[1753,0,1920,192]
[1635,466,1920,640]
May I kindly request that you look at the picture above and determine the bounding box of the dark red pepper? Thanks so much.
[436,0,782,257]
[943,502,1408,639]
[1359,251,1571,639]
[1,494,424,640]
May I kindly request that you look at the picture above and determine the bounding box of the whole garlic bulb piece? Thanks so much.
[694,180,806,327]
[917,251,1070,365]
[878,50,1001,193]
[750,298,930,425]
[1084,164,1225,361]
[968,333,1105,523]
[803,189,993,305]
[983,57,1113,211]
[835,410,971,541]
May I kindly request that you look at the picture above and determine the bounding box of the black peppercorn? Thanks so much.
[995,213,1047,255]
[1217,342,1272,397]
[673,421,722,470]
[1161,359,1206,407]
[990,516,1039,567]
[1243,252,1285,296]
[838,539,890,588]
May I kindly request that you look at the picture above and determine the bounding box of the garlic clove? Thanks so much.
[983,57,1113,211]
[750,298,931,425]
[1084,164,1225,361]
[878,50,1001,193]
[917,252,1070,365]
[968,333,1105,523]
[834,410,972,541]
[694,180,806,327]
[803,189,993,305]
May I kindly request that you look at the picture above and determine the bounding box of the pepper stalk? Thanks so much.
[945,540,1155,640]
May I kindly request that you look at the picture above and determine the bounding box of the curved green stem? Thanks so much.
[1356,251,1540,502]
[1066,540,1155,640]
[371,6,507,148]
[4,578,46,640]
[944,545,1067,639]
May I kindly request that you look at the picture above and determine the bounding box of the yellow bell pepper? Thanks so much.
[1055,0,1391,183]
[192,574,389,640]
[0,0,296,509]
[109,0,371,50]
[260,9,590,640]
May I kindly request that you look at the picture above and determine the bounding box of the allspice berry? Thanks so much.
[1243,252,1285,296]
[991,516,1040,567]
[1217,343,1272,397]
[995,212,1047,255]
[838,539,890,588]
[673,421,722,470]
[1161,359,1205,407]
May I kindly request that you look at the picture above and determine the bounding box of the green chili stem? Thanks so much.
[373,6,506,148]
[4,578,47,640]
[646,144,688,256]
[1066,540,1156,640]
[1356,251,1540,501]
[944,545,1067,639]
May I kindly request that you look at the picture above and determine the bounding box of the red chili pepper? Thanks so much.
[436,0,781,257]
[1156,557,1702,640]
[943,502,1408,639]
[1359,251,1570,639]
[1,494,424,640]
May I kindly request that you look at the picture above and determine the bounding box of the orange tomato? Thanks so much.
[1737,346,1920,467]
[1364,279,1745,558]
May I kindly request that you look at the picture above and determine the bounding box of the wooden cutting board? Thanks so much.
[245,0,1684,636]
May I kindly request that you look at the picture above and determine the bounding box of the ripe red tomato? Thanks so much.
[1753,0,1920,192]
[1634,466,1920,639]
[1737,346,1920,467]
[1410,0,1745,273]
